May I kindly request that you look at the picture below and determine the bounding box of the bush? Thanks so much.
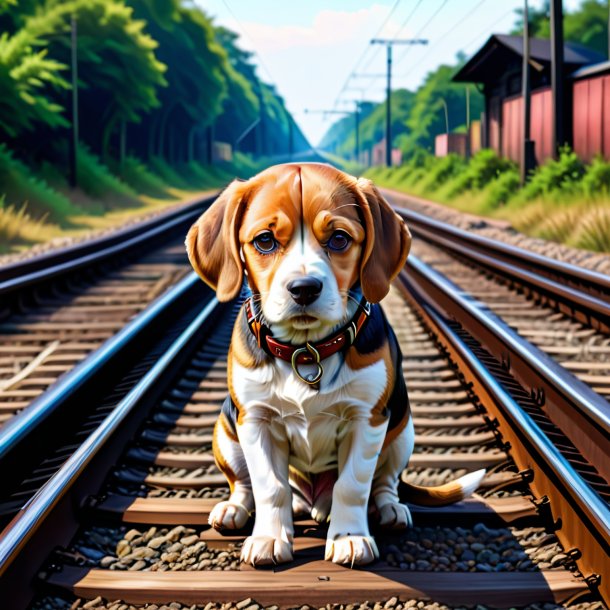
[112,156,171,198]
[582,156,610,198]
[447,149,515,197]
[419,154,466,192]
[520,146,584,200]
[76,145,139,206]
[484,169,520,208]
[0,144,79,223]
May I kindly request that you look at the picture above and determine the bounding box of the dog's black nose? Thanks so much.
[287,277,322,306]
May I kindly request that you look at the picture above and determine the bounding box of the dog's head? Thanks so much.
[186,163,411,338]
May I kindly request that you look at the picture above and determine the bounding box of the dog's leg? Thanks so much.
[372,417,414,529]
[238,407,293,566]
[325,415,389,566]
[209,414,253,530]
[311,469,336,524]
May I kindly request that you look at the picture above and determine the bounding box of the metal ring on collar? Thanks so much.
[291,342,324,385]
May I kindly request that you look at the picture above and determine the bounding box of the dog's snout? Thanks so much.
[287,276,322,306]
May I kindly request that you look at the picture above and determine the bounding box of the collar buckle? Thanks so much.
[291,342,324,385]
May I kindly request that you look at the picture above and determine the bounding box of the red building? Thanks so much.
[453,35,604,165]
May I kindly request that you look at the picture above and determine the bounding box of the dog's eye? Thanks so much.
[253,232,277,254]
[327,231,351,252]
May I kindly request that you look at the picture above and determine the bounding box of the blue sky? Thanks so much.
[197,0,583,146]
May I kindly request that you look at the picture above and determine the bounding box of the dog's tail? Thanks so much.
[399,469,486,506]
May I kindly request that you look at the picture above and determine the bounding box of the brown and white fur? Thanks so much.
[186,163,484,568]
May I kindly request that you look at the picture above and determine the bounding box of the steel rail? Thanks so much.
[0,194,216,296]
[0,272,201,463]
[390,201,610,296]
[391,204,610,331]
[0,293,222,607]
[402,256,610,471]
[398,257,610,602]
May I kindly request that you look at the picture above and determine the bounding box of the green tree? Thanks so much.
[126,0,228,162]
[0,15,69,138]
[512,0,608,57]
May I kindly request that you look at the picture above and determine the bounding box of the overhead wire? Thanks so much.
[359,0,450,98]
[330,0,403,110]
[357,0,424,75]
[219,0,278,86]
[399,0,490,79]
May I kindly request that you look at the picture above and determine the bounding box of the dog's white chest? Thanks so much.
[231,355,387,473]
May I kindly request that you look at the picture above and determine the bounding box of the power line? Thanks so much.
[360,0,450,98]
[219,0,278,86]
[394,0,449,66]
[330,0,403,111]
[399,0,490,79]
[358,0,424,75]
[462,7,516,52]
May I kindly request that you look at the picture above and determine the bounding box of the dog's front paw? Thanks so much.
[325,535,378,566]
[379,502,412,529]
[208,501,250,530]
[241,535,293,566]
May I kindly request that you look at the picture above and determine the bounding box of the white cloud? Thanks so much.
[233,5,402,53]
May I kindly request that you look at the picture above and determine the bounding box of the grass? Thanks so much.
[364,148,610,254]
[0,144,260,256]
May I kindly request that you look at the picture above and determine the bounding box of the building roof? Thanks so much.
[453,34,604,84]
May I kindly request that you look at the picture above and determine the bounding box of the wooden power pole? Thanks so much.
[521,0,536,184]
[370,38,428,167]
[550,0,565,156]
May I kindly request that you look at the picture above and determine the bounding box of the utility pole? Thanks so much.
[466,86,471,159]
[370,38,428,167]
[288,114,294,160]
[521,0,536,184]
[550,0,565,156]
[346,87,366,163]
[69,15,79,188]
[440,98,449,134]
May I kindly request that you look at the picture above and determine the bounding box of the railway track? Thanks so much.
[0,182,608,609]
[0,195,217,524]
[0,259,606,608]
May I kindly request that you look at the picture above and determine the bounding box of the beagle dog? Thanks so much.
[186,163,484,567]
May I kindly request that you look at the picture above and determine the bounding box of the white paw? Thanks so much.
[325,535,378,566]
[208,501,250,530]
[240,535,293,566]
[311,495,332,524]
[379,502,412,529]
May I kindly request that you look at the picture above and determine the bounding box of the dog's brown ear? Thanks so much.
[357,178,411,303]
[186,179,248,302]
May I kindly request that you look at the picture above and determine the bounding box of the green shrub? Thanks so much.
[520,146,584,200]
[76,145,138,206]
[0,143,79,223]
[112,156,171,198]
[419,154,466,192]
[447,149,515,197]
[484,169,520,208]
[582,156,610,198]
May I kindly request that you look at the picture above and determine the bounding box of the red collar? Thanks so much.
[244,297,371,386]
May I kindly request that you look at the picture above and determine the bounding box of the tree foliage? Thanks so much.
[320,62,483,156]
[512,0,608,57]
[1,0,308,176]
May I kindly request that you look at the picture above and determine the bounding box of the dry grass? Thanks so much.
[569,206,610,252]
[0,200,58,253]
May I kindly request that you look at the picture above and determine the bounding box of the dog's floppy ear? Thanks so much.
[357,178,411,303]
[186,179,248,302]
